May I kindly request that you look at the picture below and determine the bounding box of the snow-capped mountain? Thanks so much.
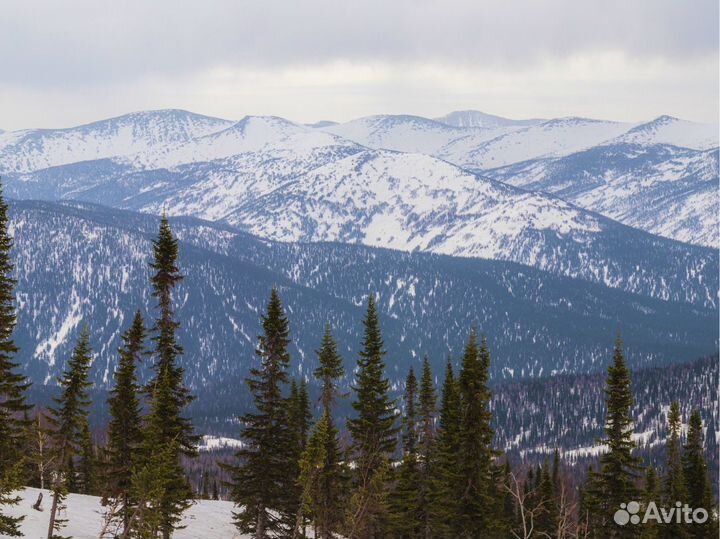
[1,108,717,264]
[487,143,719,248]
[435,110,543,129]
[610,115,718,150]
[321,114,475,155]
[437,117,637,170]
[0,109,233,173]
[129,115,358,169]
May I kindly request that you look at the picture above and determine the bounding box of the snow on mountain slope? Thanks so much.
[231,150,603,259]
[0,109,234,173]
[439,117,635,170]
[610,115,718,150]
[137,143,363,221]
[488,143,719,248]
[435,109,543,128]
[321,114,492,155]
[225,149,719,307]
[6,488,240,539]
[132,115,359,169]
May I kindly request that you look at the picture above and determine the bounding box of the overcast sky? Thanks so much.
[1,0,717,130]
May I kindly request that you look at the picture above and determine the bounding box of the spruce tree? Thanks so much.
[303,324,346,539]
[682,409,717,539]
[584,334,641,539]
[142,215,197,539]
[417,356,436,539]
[46,326,94,539]
[428,358,461,536]
[0,182,30,535]
[660,400,688,539]
[390,367,422,539]
[315,323,344,412]
[287,378,313,535]
[227,288,294,538]
[534,459,556,538]
[105,311,147,535]
[456,332,497,538]
[347,294,397,539]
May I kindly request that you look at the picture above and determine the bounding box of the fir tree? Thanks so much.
[296,411,331,539]
[660,401,687,539]
[456,332,497,538]
[105,310,147,535]
[428,358,461,537]
[417,356,436,539]
[315,323,344,412]
[347,294,397,539]
[46,326,94,539]
[584,334,641,539]
[534,459,556,539]
[390,367,422,539]
[143,215,197,539]
[301,324,346,539]
[287,378,313,535]
[125,441,178,539]
[227,288,294,538]
[0,181,29,537]
[682,409,717,539]
[660,400,688,539]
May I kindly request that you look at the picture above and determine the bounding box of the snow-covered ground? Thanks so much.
[4,488,242,539]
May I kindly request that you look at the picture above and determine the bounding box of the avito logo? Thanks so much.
[614,501,709,526]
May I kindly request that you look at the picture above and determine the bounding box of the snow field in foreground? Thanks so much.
[3,487,243,539]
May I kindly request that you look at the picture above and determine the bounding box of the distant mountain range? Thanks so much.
[0,109,717,393]
[1,109,716,250]
[7,200,717,390]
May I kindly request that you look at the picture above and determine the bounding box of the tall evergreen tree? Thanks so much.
[0,182,30,535]
[300,324,346,539]
[417,356,436,539]
[428,358,461,537]
[315,323,344,412]
[287,378,313,535]
[456,332,497,538]
[534,459,557,539]
[390,367,421,539]
[105,311,147,535]
[660,400,688,539]
[142,215,197,539]
[584,334,641,539]
[46,326,94,539]
[347,294,397,539]
[227,288,295,538]
[682,409,717,539]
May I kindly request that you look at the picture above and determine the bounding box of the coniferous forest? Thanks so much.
[0,181,717,539]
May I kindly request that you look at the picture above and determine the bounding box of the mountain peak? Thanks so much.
[436,110,542,128]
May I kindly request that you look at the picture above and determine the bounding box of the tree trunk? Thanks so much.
[46,489,59,539]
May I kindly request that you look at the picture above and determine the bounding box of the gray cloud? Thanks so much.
[0,0,717,128]
[1,0,716,86]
